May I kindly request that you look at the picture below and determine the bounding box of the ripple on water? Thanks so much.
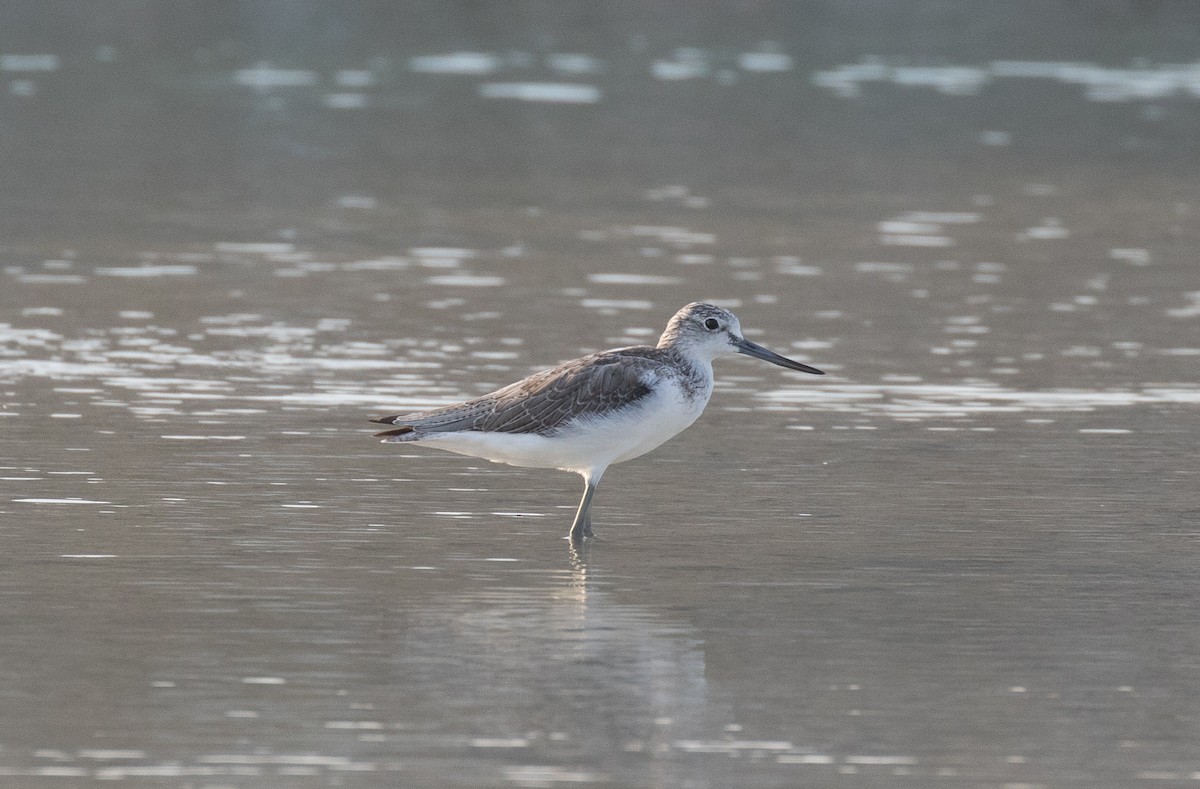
[409,52,500,75]
[409,246,477,260]
[95,265,197,277]
[478,82,602,104]
[504,766,606,785]
[580,299,654,312]
[1167,292,1200,318]
[587,273,682,285]
[425,274,506,287]
[814,57,1200,102]
[214,242,295,255]
[739,49,793,73]
[13,498,111,505]
[15,273,86,284]
[758,382,1200,420]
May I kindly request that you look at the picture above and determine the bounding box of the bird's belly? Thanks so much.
[413,430,573,470]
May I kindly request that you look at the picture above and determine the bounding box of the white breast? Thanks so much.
[603,374,711,465]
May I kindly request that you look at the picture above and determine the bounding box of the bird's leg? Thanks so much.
[568,474,600,541]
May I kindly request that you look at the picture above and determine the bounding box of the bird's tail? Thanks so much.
[373,424,417,442]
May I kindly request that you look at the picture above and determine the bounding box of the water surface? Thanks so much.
[2,3,1199,787]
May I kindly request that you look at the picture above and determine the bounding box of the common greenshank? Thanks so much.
[373,302,823,541]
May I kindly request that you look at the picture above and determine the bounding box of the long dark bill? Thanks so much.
[733,338,824,375]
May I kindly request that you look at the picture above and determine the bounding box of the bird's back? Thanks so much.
[373,345,679,440]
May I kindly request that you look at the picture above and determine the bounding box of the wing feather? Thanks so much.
[480,350,656,434]
[372,348,659,437]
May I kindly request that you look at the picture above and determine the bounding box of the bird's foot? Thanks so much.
[567,516,595,542]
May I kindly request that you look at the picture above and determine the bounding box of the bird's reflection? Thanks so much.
[567,537,590,585]
[379,532,711,747]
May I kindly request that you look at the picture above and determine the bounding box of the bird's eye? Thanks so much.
[703,317,721,331]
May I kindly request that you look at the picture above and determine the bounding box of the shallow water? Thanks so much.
[2,4,1200,787]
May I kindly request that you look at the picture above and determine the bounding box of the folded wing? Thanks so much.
[372,349,657,438]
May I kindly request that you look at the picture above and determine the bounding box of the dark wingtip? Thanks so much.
[370,415,399,425]
[374,426,415,438]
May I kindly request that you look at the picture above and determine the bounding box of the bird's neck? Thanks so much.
[659,345,714,391]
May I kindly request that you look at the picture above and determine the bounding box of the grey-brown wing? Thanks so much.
[373,349,659,436]
[476,352,656,435]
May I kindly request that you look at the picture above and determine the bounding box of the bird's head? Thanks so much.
[658,302,824,374]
